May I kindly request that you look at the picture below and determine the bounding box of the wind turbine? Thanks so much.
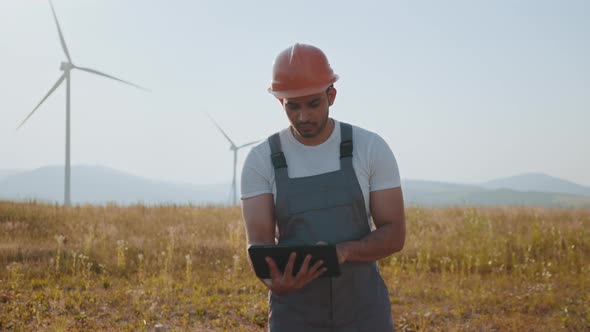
[206,113,259,205]
[17,1,148,206]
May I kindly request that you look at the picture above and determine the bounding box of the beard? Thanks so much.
[294,110,330,138]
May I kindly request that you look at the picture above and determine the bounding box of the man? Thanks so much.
[241,43,405,331]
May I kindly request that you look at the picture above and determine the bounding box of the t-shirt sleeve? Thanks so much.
[240,144,273,199]
[368,134,401,191]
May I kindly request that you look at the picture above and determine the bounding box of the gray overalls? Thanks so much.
[267,122,394,332]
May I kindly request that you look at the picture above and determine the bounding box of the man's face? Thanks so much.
[282,88,336,139]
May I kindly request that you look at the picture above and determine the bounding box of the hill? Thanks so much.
[0,165,227,205]
[402,179,590,208]
[482,173,590,196]
[0,169,22,181]
[2,166,590,208]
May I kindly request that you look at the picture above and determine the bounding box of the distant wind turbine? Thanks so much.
[206,113,259,205]
[17,0,148,206]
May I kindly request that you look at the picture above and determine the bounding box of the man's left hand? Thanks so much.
[336,243,349,265]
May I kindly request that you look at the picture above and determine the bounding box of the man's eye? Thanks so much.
[310,102,320,108]
[287,104,300,111]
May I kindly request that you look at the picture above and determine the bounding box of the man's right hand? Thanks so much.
[264,252,327,296]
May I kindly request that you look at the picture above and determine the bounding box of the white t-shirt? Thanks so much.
[240,119,401,218]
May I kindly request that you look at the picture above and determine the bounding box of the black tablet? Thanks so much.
[248,244,341,279]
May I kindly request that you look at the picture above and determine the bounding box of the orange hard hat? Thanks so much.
[268,43,339,99]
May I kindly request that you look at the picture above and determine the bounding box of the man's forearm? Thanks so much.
[338,222,405,263]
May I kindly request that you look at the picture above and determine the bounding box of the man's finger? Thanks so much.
[283,252,296,279]
[300,259,324,285]
[266,257,282,281]
[311,267,328,280]
[296,254,312,277]
[308,259,324,274]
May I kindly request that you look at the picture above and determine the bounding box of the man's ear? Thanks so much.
[327,87,337,106]
[277,97,284,106]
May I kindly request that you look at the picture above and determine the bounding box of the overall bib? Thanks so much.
[267,122,394,332]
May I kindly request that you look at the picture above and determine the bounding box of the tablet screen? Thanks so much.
[247,244,341,279]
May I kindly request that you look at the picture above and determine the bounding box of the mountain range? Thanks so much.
[1,165,589,208]
[0,166,227,205]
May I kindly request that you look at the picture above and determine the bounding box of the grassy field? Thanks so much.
[0,201,588,331]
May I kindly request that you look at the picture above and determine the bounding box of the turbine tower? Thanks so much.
[206,113,259,205]
[17,0,148,206]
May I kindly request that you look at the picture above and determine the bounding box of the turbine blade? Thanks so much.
[75,66,149,92]
[49,0,72,63]
[17,73,67,130]
[205,112,236,148]
[237,140,260,149]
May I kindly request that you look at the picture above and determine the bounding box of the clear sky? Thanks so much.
[1,0,589,186]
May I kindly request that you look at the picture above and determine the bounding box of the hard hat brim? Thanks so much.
[268,77,338,99]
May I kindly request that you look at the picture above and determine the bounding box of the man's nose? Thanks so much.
[297,109,311,122]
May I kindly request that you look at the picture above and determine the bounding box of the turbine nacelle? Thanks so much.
[60,61,74,72]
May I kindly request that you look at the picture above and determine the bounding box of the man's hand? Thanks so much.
[332,188,406,264]
[318,240,348,265]
[265,252,326,296]
[336,243,350,265]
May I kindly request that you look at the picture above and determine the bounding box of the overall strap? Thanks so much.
[268,133,289,182]
[339,122,354,170]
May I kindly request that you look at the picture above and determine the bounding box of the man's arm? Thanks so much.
[242,193,276,246]
[336,187,405,263]
[242,194,326,295]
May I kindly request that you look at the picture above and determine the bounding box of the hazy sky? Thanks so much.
[1,0,589,187]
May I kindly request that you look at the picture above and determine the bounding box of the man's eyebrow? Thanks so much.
[285,101,300,106]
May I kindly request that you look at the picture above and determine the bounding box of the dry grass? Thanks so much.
[0,201,588,331]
